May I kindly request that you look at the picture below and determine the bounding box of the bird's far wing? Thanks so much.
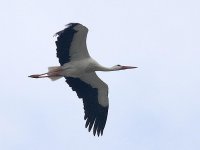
[65,73,109,136]
[55,23,90,66]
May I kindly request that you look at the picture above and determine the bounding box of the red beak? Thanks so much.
[121,66,138,70]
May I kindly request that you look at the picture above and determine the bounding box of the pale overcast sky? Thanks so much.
[0,0,200,150]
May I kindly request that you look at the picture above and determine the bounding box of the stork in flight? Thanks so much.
[29,23,137,136]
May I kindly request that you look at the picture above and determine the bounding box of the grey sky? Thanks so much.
[0,0,200,150]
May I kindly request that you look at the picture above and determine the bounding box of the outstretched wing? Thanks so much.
[55,23,90,66]
[65,73,109,136]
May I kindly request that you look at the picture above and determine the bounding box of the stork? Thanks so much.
[29,23,137,136]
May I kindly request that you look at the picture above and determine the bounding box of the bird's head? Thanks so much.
[112,64,138,70]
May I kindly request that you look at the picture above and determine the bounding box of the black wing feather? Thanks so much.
[65,77,108,136]
[55,23,79,65]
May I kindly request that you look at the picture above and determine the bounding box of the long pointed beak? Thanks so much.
[122,66,138,69]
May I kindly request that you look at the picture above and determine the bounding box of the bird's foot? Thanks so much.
[28,74,41,78]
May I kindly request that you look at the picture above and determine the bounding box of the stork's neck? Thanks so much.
[95,64,116,72]
[90,59,116,71]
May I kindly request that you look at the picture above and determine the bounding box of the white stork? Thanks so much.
[29,23,137,136]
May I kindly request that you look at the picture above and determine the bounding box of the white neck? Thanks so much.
[95,64,116,72]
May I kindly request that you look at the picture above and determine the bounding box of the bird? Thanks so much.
[29,23,137,136]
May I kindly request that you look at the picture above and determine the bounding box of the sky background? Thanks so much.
[0,0,200,150]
